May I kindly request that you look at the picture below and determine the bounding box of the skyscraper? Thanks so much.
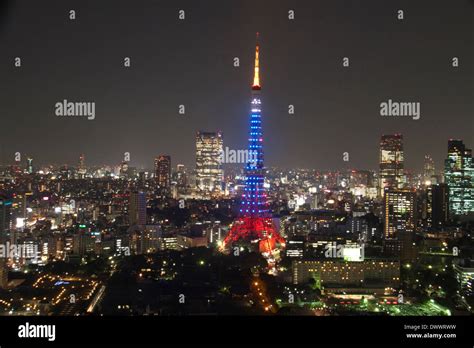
[383,189,415,239]
[223,34,285,253]
[155,155,171,192]
[444,140,474,216]
[78,154,86,178]
[129,191,147,226]
[195,131,223,194]
[423,154,435,183]
[26,157,33,174]
[429,183,449,227]
[175,164,187,188]
[0,260,8,289]
[379,134,404,196]
[0,195,12,243]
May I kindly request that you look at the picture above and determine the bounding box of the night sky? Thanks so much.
[1,0,473,172]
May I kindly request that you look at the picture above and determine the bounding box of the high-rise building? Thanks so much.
[0,260,8,289]
[379,134,404,196]
[0,196,12,243]
[195,131,223,194]
[129,225,161,255]
[175,164,187,187]
[119,161,129,178]
[423,154,435,183]
[453,259,474,296]
[78,154,86,177]
[138,171,147,189]
[383,189,415,239]
[129,191,147,226]
[154,155,171,192]
[26,157,33,174]
[383,229,417,261]
[429,183,449,227]
[444,140,474,216]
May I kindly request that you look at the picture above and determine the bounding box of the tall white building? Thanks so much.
[195,131,223,194]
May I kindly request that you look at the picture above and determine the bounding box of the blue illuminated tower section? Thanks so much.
[241,36,268,218]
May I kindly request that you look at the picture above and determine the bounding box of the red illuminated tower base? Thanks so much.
[223,34,285,254]
[224,217,285,253]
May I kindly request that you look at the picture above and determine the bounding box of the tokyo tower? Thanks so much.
[223,34,285,254]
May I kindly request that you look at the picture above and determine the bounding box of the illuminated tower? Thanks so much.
[242,35,266,218]
[223,34,285,253]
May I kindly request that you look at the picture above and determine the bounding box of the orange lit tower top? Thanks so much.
[252,32,261,90]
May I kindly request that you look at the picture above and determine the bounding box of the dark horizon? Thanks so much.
[1,0,473,171]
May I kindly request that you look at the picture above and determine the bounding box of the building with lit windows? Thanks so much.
[292,259,400,289]
[285,237,305,258]
[0,260,8,289]
[159,235,179,251]
[26,157,34,174]
[129,225,161,255]
[423,154,435,183]
[453,259,474,296]
[175,164,187,188]
[0,196,12,243]
[129,191,147,226]
[154,155,171,192]
[379,134,404,196]
[383,189,415,239]
[444,140,474,216]
[195,131,223,194]
[78,154,86,178]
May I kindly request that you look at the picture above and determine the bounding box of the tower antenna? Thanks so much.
[252,32,260,89]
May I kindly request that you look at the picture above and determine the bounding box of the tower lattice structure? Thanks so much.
[223,34,285,253]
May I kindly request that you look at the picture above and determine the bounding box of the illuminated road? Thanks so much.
[87,285,106,313]
[251,277,276,314]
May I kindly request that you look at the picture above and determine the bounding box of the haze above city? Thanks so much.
[0,0,472,171]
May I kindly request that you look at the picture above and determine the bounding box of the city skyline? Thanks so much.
[2,135,472,175]
[0,2,473,344]
[0,0,472,171]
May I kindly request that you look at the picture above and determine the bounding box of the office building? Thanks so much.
[155,155,171,192]
[429,183,449,227]
[129,191,147,226]
[383,189,415,239]
[292,259,400,288]
[195,131,224,194]
[444,140,474,216]
[379,134,404,196]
